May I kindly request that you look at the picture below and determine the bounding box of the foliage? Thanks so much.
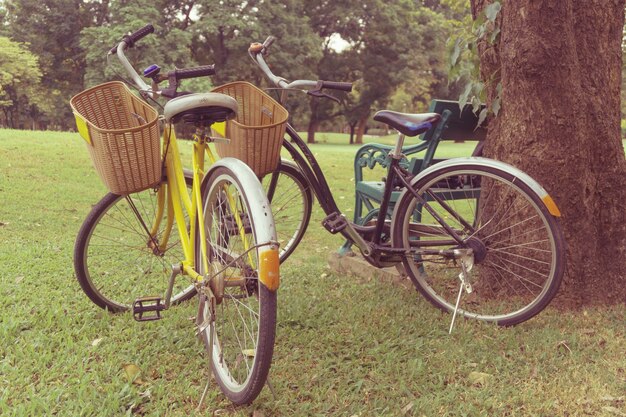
[447,0,502,126]
[3,0,89,129]
[0,37,46,128]
[80,0,195,89]
[1,0,473,137]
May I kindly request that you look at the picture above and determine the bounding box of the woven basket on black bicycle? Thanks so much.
[212,81,289,177]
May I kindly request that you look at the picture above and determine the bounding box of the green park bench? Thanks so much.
[350,99,487,232]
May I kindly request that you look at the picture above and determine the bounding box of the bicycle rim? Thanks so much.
[261,161,312,263]
[195,167,276,405]
[393,165,564,325]
[74,180,196,312]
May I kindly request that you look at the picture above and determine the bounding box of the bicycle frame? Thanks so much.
[151,126,217,282]
[149,125,279,294]
[278,125,468,260]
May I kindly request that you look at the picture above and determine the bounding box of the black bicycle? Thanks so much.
[252,37,565,328]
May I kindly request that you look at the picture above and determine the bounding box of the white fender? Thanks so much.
[205,157,280,290]
[393,157,562,218]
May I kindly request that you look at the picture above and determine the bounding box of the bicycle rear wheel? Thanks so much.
[195,164,277,405]
[392,163,565,326]
[260,160,312,262]
[74,174,195,312]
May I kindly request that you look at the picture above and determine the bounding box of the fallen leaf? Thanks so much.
[15,276,24,284]
[602,396,625,403]
[601,406,626,416]
[468,371,492,386]
[320,273,328,279]
[0,221,8,227]
[91,337,103,347]
[123,363,146,385]
[556,340,572,354]
[252,410,265,417]
[402,402,414,414]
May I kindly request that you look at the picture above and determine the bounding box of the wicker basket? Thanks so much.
[211,81,289,177]
[70,81,161,195]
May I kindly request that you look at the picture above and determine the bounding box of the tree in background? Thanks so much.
[80,0,196,88]
[470,0,626,305]
[0,0,468,136]
[3,0,89,129]
[0,37,47,129]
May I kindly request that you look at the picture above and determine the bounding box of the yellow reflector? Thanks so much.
[74,114,91,145]
[542,195,562,217]
[259,248,280,291]
[212,121,226,137]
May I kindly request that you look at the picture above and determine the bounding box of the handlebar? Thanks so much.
[248,37,353,95]
[107,24,216,98]
[172,65,216,80]
[108,24,154,54]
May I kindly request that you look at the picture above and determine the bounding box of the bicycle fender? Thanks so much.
[207,158,280,291]
[394,157,562,218]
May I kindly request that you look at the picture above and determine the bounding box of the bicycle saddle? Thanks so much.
[373,110,441,137]
[164,93,238,125]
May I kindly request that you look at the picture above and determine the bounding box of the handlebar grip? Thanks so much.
[263,36,276,49]
[127,24,155,46]
[172,65,216,80]
[109,24,154,54]
[320,80,353,92]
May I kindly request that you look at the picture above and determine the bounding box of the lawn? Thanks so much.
[0,129,624,416]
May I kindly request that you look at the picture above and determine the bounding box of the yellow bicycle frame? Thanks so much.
[150,125,259,285]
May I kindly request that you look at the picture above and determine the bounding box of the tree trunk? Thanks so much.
[471,0,626,306]
[355,115,369,145]
[307,98,321,144]
[307,118,318,144]
[348,121,356,144]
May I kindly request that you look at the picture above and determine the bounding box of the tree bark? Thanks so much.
[307,118,319,144]
[355,115,369,145]
[471,0,626,306]
[348,121,357,144]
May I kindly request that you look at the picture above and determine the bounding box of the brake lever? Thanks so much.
[307,81,340,103]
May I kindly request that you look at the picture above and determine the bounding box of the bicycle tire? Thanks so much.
[260,160,313,263]
[74,173,196,312]
[392,162,565,326]
[195,164,277,405]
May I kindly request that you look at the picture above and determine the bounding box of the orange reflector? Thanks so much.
[259,248,280,291]
[542,195,562,217]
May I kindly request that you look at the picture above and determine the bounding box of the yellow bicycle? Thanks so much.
[71,25,279,405]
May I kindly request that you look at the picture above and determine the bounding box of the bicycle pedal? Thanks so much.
[322,212,348,234]
[133,297,165,322]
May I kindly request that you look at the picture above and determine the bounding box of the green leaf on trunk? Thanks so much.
[485,2,502,22]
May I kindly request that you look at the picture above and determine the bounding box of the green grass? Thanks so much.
[0,129,625,416]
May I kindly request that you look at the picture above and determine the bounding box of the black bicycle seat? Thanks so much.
[373,110,441,137]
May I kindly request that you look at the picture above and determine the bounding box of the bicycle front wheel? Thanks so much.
[261,160,313,263]
[195,165,277,405]
[392,163,565,326]
[74,175,195,312]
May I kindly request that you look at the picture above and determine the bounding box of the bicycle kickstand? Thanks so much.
[449,250,474,334]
